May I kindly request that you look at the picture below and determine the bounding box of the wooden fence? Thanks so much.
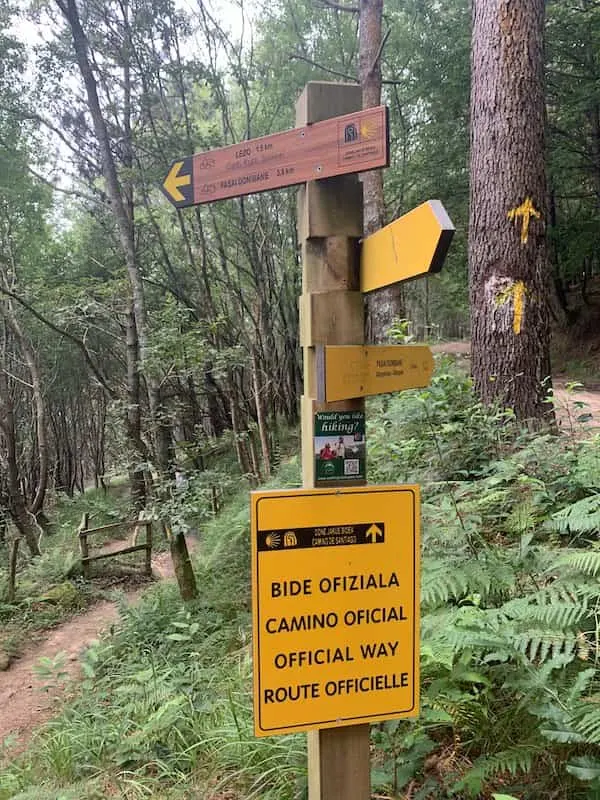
[78,513,153,578]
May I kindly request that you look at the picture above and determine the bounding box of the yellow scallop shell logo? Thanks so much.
[360,119,377,139]
[265,532,281,549]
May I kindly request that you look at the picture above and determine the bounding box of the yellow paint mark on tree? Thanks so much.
[495,280,527,335]
[512,280,526,334]
[507,197,541,244]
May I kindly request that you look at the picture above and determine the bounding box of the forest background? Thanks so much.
[1,0,599,529]
[1,0,600,798]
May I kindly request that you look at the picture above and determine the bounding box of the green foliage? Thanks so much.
[1,461,303,800]
[6,370,600,799]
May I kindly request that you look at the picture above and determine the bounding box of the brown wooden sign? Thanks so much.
[161,106,389,207]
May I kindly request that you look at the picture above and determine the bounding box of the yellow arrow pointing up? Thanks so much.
[163,160,192,203]
[366,524,383,543]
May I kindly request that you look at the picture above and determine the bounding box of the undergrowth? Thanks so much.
[0,488,132,660]
[2,361,600,799]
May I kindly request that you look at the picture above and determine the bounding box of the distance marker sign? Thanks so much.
[162,106,388,207]
[251,485,420,737]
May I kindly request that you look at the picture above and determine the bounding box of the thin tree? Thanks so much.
[359,0,402,343]
[469,0,552,423]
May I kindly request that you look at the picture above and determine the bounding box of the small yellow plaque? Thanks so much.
[251,485,420,736]
[317,344,434,402]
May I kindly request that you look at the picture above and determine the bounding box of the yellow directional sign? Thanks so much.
[360,200,455,293]
[161,157,193,206]
[316,344,434,402]
[251,485,420,737]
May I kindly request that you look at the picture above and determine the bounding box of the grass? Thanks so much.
[0,487,132,662]
[4,366,600,798]
[0,460,306,800]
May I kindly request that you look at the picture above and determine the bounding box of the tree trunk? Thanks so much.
[3,313,48,515]
[360,0,402,343]
[469,0,552,423]
[125,306,146,510]
[251,350,271,479]
[0,372,41,556]
[59,0,173,489]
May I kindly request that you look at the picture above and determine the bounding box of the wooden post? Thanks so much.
[145,521,153,576]
[296,81,371,800]
[78,511,90,579]
[6,537,20,603]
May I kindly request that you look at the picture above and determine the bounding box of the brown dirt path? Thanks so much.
[0,548,181,761]
[431,340,600,431]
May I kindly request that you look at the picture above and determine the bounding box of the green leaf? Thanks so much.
[566,756,600,782]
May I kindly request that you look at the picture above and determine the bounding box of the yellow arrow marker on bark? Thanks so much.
[162,159,192,204]
[360,200,455,293]
[507,197,541,245]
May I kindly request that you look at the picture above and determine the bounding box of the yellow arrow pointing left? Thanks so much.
[163,160,192,203]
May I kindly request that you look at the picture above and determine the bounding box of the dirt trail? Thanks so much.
[431,340,600,430]
[0,548,179,761]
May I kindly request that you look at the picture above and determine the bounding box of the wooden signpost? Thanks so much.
[360,199,455,292]
[161,105,389,207]
[162,79,454,800]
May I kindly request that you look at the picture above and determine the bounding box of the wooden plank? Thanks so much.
[296,81,371,800]
[295,81,362,127]
[360,199,455,292]
[79,519,142,536]
[83,544,149,563]
[297,176,364,240]
[317,344,434,402]
[299,291,364,348]
[162,106,388,207]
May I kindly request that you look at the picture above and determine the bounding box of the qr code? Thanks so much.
[344,459,360,476]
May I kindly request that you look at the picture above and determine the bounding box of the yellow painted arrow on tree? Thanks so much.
[162,159,192,203]
[366,524,383,543]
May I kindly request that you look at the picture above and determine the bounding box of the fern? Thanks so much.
[548,494,600,534]
[550,549,600,576]
[451,746,535,794]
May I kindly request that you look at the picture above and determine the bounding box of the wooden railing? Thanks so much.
[77,513,153,578]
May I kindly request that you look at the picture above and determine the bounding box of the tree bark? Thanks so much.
[359,0,402,343]
[3,313,48,515]
[251,350,271,478]
[0,371,41,556]
[469,0,552,423]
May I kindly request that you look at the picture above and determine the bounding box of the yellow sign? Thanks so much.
[251,485,420,737]
[317,344,434,402]
[360,200,455,293]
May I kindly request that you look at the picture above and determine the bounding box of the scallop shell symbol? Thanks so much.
[265,532,281,549]
[360,119,377,140]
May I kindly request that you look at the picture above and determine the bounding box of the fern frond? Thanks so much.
[570,703,600,744]
[550,549,600,577]
[501,596,588,630]
[548,495,600,534]
[451,746,535,793]
[512,629,578,663]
